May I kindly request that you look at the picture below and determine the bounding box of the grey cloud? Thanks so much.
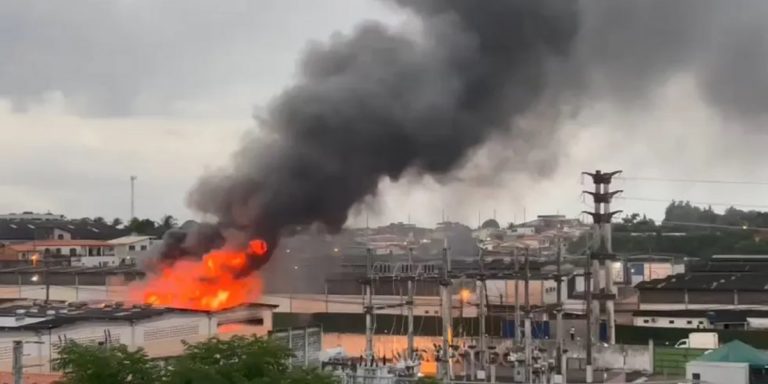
[0,0,397,116]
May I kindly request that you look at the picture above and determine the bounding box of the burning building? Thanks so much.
[140,238,268,311]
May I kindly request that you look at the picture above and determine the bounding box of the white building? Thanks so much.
[687,361,748,384]
[11,240,117,267]
[0,301,276,372]
[108,236,158,265]
[632,311,711,329]
[631,310,768,330]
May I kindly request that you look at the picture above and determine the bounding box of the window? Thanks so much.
[698,321,705,325]
[692,373,701,384]
[55,248,62,255]
[57,234,64,240]
[687,320,693,325]
[69,248,77,257]
[128,245,136,251]
[643,319,650,324]
[140,245,147,251]
[668,320,675,324]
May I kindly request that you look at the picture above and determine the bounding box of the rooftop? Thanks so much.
[108,235,156,245]
[636,273,768,291]
[11,239,112,252]
[633,309,768,323]
[0,302,277,331]
[0,265,144,275]
[0,220,130,242]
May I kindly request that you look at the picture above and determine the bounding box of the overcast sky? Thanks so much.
[2,0,768,228]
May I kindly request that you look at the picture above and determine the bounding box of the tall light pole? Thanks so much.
[130,175,138,220]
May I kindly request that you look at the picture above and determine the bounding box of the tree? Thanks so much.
[126,218,158,235]
[53,336,337,384]
[160,215,178,231]
[54,342,163,384]
[622,213,640,225]
[167,335,305,383]
[111,217,124,228]
[166,336,337,384]
[92,217,107,225]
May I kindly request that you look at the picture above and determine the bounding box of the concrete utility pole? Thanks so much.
[130,175,137,220]
[582,169,623,383]
[363,248,374,364]
[12,340,22,384]
[406,247,415,362]
[555,233,565,382]
[602,178,619,345]
[439,244,453,383]
[514,250,521,344]
[523,247,532,383]
[477,249,488,375]
[584,249,594,383]
[524,314,533,383]
[524,248,530,312]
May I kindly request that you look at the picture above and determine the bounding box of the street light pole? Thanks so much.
[130,175,137,220]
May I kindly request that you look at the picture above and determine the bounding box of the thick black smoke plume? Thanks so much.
[180,0,579,263]
[160,0,768,267]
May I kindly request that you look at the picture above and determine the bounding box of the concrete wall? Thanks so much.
[71,255,119,267]
[490,279,546,306]
[633,316,709,329]
[0,312,216,372]
[322,332,444,358]
[567,343,652,372]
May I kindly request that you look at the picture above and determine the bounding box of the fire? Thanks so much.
[249,239,268,256]
[139,239,268,311]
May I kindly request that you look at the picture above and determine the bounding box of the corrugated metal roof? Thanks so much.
[637,273,768,291]
[107,235,156,245]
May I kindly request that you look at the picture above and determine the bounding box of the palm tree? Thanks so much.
[126,218,157,235]
[160,215,178,230]
[111,218,124,228]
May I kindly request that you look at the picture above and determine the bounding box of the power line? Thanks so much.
[617,176,768,186]
[661,221,768,231]
[617,196,768,210]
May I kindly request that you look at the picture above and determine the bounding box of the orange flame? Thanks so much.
[139,239,268,311]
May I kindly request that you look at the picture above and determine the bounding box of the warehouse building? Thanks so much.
[632,309,768,330]
[637,272,768,310]
[0,300,276,372]
[635,257,768,311]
